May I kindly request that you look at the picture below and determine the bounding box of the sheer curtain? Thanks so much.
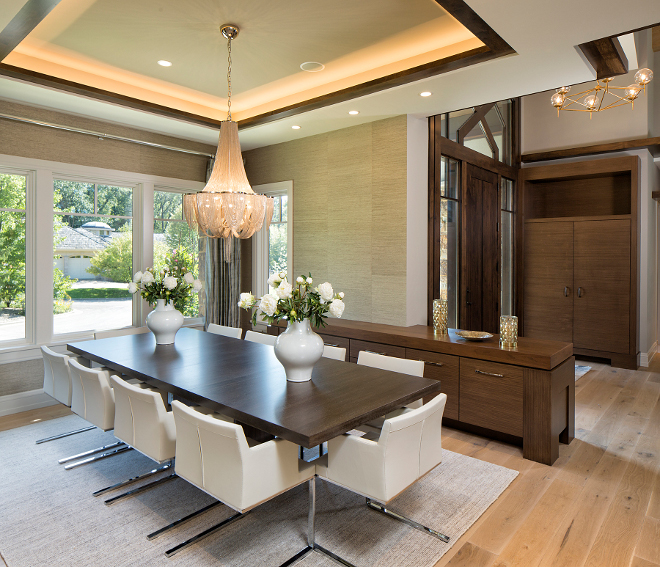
[203,158,241,329]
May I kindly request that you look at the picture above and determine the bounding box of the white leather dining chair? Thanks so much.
[358,351,425,410]
[323,344,346,361]
[36,346,96,444]
[316,392,449,543]
[154,400,315,557]
[59,360,132,469]
[207,323,243,339]
[95,376,177,504]
[244,330,277,346]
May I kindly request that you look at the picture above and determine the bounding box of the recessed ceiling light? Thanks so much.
[300,61,325,72]
[158,60,172,67]
[420,91,432,97]
[348,110,359,115]
[292,125,301,130]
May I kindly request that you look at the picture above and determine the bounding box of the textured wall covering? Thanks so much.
[0,359,43,397]
[243,116,408,325]
[0,101,215,181]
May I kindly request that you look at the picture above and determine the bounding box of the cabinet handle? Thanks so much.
[475,369,504,378]
[419,360,444,367]
[577,287,583,298]
[564,286,569,297]
[364,350,387,356]
[324,343,339,347]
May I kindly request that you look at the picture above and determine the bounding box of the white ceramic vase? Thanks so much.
[146,299,184,345]
[274,318,324,382]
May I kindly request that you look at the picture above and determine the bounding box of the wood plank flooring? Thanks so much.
[1,359,659,567]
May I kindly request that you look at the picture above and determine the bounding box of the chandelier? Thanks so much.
[550,68,653,117]
[183,25,273,251]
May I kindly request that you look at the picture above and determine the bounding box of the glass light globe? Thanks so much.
[584,94,598,109]
[624,84,642,100]
[634,68,653,86]
[550,92,565,108]
[556,86,571,95]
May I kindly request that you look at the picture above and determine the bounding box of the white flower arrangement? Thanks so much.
[129,267,202,307]
[239,272,345,328]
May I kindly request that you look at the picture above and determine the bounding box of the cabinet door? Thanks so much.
[406,349,459,420]
[573,219,630,353]
[523,221,574,342]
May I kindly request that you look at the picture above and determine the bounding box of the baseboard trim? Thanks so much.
[639,342,658,368]
[0,389,58,417]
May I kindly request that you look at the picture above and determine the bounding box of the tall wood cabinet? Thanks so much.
[521,156,639,369]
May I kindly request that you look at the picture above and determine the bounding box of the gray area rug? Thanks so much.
[575,364,592,381]
[0,415,518,567]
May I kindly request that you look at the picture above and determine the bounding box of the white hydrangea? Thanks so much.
[127,282,138,294]
[141,271,155,284]
[329,298,345,318]
[183,272,194,285]
[275,280,293,299]
[163,276,178,290]
[317,282,334,302]
[133,271,143,283]
[267,273,282,287]
[192,279,203,293]
[259,293,278,317]
[238,292,255,309]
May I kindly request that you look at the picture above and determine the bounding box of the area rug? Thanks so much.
[0,415,518,567]
[575,365,592,381]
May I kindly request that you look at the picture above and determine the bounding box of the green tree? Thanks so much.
[87,231,133,282]
[0,175,27,308]
[268,224,287,275]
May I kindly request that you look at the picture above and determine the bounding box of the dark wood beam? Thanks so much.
[577,37,628,80]
[456,103,494,144]
[479,116,499,162]
[0,0,62,62]
[521,137,660,163]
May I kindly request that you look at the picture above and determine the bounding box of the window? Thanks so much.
[153,189,202,317]
[0,173,27,343]
[437,158,459,328]
[252,181,293,303]
[53,179,134,335]
[501,178,515,316]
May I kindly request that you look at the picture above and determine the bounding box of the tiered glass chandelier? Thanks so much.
[183,25,273,249]
[550,68,653,117]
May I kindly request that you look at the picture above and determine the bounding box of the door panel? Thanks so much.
[523,222,574,342]
[573,219,630,353]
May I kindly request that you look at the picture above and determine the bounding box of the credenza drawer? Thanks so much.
[459,358,523,437]
[406,348,459,420]
[350,339,405,361]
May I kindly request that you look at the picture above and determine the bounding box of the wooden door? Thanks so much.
[461,164,499,333]
[573,219,630,353]
[523,221,574,342]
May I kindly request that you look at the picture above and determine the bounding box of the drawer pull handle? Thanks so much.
[364,350,387,356]
[420,360,444,367]
[324,343,339,347]
[475,369,504,378]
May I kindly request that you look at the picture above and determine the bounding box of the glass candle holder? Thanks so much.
[433,299,448,335]
[499,315,518,348]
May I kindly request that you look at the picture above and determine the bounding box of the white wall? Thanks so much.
[406,115,429,325]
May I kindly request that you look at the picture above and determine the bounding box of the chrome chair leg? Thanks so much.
[164,510,246,558]
[64,445,132,470]
[93,461,172,497]
[104,473,176,506]
[36,425,95,444]
[279,479,357,567]
[366,498,450,543]
[59,441,126,464]
[147,501,222,540]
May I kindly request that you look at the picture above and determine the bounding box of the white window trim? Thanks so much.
[0,153,204,360]
[252,181,293,328]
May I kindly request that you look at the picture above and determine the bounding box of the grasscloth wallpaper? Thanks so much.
[244,115,408,325]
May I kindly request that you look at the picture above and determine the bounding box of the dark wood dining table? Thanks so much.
[67,328,442,448]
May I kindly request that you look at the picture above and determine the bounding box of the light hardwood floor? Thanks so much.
[1,359,659,566]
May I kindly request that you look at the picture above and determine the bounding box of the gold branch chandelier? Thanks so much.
[550,68,653,117]
[183,24,273,249]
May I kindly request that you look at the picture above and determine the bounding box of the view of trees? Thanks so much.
[0,175,26,310]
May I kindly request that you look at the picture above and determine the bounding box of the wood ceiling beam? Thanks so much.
[577,37,628,80]
[456,103,495,144]
[521,136,660,163]
[0,0,63,62]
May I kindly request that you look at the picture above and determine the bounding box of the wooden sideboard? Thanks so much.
[271,320,574,465]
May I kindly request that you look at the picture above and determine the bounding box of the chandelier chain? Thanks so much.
[227,36,232,121]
